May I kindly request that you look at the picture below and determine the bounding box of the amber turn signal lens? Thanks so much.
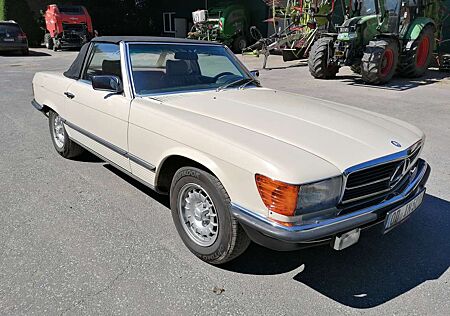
[255,174,299,216]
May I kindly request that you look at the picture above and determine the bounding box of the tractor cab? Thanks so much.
[309,0,444,84]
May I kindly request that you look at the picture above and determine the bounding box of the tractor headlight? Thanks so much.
[296,176,342,214]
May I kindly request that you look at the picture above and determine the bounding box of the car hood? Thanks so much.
[148,88,423,172]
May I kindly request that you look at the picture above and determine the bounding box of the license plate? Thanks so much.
[3,38,14,42]
[384,190,425,233]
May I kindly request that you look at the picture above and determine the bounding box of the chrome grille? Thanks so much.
[342,142,422,204]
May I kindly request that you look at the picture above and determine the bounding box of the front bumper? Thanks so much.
[231,159,430,251]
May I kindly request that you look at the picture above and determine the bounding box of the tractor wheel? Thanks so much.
[350,64,361,74]
[44,33,53,50]
[361,39,398,85]
[232,36,248,53]
[308,37,339,79]
[398,25,435,78]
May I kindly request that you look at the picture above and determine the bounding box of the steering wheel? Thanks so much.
[213,72,236,82]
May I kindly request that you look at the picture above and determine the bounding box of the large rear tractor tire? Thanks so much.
[398,25,435,78]
[361,39,398,85]
[308,37,339,79]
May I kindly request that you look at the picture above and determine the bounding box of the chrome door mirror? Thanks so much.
[250,70,260,78]
[91,75,123,94]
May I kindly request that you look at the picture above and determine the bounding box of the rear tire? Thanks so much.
[361,39,398,85]
[170,167,250,264]
[48,110,84,159]
[308,37,339,79]
[398,25,435,78]
[44,33,53,50]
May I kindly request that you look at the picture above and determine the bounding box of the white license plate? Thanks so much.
[384,190,425,233]
[3,38,14,42]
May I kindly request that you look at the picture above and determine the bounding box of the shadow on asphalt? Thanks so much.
[0,50,51,57]
[223,194,450,308]
[95,164,449,308]
[338,69,450,91]
[103,164,170,207]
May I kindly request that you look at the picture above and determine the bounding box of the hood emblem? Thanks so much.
[391,140,402,148]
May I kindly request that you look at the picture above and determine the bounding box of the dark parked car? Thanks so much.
[0,21,29,55]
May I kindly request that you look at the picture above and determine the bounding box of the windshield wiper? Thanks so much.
[239,77,260,90]
[216,77,254,92]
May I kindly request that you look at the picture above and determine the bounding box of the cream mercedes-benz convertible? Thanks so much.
[32,37,430,264]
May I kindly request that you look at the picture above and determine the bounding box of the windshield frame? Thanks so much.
[125,42,255,97]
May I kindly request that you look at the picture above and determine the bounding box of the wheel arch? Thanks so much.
[404,18,436,43]
[155,152,224,194]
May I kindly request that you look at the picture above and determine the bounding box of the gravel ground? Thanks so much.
[0,48,449,315]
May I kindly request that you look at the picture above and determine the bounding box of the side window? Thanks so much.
[82,43,121,81]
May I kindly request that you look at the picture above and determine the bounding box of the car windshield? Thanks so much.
[0,24,21,37]
[128,43,252,95]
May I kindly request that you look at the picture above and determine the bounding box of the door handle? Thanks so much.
[64,92,75,99]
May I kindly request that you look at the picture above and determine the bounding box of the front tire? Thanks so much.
[48,110,84,158]
[308,37,339,79]
[170,167,250,264]
[361,39,398,85]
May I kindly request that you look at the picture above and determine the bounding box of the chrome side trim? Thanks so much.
[232,159,428,234]
[128,153,157,171]
[70,137,165,194]
[64,119,127,156]
[63,118,156,172]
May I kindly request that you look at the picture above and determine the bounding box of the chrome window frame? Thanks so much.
[124,42,255,98]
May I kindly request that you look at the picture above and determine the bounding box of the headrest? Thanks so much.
[166,60,190,76]
[102,60,122,77]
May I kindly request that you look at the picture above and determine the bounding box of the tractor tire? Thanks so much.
[232,36,248,53]
[44,33,53,50]
[308,37,339,79]
[361,39,398,85]
[398,25,435,78]
[350,64,361,74]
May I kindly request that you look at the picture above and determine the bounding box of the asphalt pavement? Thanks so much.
[0,48,449,315]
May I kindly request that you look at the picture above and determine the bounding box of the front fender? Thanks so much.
[155,147,268,218]
[404,17,436,43]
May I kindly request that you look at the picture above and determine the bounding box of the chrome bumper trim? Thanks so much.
[231,159,429,243]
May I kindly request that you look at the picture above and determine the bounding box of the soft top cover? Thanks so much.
[91,36,223,45]
[63,37,223,80]
[63,42,90,80]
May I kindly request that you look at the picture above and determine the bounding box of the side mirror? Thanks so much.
[92,75,123,94]
[250,70,260,78]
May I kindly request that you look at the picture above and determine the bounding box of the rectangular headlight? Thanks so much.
[296,177,342,214]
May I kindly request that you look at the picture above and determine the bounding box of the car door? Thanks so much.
[62,42,131,172]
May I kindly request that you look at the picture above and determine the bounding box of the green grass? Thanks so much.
[0,0,6,20]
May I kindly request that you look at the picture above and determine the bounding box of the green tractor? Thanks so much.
[309,0,447,84]
[187,4,250,52]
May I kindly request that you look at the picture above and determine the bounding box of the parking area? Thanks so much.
[1,48,449,315]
